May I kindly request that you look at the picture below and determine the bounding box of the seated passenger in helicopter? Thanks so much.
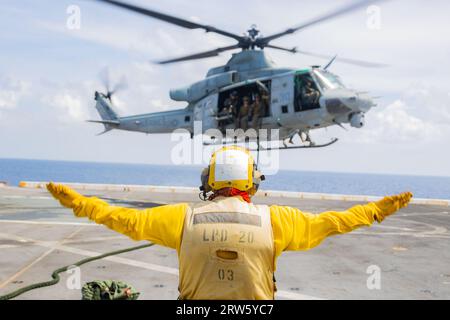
[223,91,239,115]
[219,91,239,131]
[236,96,250,131]
[261,90,270,116]
[251,94,265,129]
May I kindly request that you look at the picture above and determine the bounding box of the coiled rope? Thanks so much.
[0,242,154,300]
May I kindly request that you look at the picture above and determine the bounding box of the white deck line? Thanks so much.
[17,181,450,207]
[0,219,99,227]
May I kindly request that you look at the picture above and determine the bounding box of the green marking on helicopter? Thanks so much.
[295,69,310,74]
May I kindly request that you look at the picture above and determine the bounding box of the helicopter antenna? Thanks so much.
[324,55,338,70]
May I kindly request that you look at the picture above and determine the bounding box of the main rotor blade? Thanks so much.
[264,44,387,68]
[156,45,240,64]
[259,0,387,44]
[296,49,388,68]
[94,0,243,41]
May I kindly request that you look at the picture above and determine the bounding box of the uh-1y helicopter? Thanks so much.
[89,0,386,150]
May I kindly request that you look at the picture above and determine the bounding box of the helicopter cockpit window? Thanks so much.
[294,73,321,111]
[313,70,345,90]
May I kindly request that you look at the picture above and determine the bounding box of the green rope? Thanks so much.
[0,242,155,300]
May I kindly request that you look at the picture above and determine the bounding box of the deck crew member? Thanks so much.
[47,146,413,300]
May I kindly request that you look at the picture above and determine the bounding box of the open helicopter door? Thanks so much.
[271,74,295,127]
[193,93,218,134]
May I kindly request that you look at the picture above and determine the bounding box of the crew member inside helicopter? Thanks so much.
[251,93,265,129]
[237,96,251,131]
[261,90,270,116]
[301,78,321,109]
[219,85,271,132]
[219,91,239,132]
[294,75,321,111]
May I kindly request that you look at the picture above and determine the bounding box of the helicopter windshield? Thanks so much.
[312,69,345,90]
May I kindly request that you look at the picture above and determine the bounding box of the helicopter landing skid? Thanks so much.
[203,137,338,150]
[247,137,338,151]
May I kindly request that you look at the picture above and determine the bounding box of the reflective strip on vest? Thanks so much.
[179,197,275,300]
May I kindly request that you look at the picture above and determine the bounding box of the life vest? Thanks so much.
[178,196,275,300]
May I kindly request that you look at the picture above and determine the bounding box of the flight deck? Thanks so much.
[1,182,449,300]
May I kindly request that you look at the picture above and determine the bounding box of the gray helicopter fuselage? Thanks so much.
[92,50,375,140]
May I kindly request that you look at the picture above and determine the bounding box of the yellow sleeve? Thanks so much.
[269,201,390,257]
[72,196,188,251]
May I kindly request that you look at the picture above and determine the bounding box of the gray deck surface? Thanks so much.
[1,186,449,300]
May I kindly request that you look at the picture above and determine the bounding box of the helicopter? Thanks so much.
[89,0,386,150]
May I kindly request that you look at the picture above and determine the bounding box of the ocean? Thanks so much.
[0,158,449,200]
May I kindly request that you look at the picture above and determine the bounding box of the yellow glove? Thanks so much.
[47,182,83,209]
[374,191,413,220]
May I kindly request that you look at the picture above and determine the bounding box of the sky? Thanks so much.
[0,0,449,177]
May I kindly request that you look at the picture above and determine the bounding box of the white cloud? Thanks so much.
[403,83,450,125]
[373,100,438,142]
[36,20,155,57]
[0,76,29,110]
[44,92,88,122]
[354,84,450,144]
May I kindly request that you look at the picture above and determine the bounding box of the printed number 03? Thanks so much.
[218,269,234,281]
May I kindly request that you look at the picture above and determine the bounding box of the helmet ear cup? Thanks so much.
[200,167,212,193]
[249,169,265,195]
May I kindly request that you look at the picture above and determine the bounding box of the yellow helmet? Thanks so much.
[200,146,265,196]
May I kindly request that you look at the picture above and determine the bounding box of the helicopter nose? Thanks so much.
[355,92,376,111]
[342,92,375,128]
[339,91,374,113]
[324,89,375,116]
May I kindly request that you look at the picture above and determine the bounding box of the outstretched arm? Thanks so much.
[47,183,187,251]
[270,192,412,257]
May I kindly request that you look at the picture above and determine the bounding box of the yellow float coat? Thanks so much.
[70,192,408,299]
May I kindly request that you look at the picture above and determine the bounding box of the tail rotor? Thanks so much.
[89,68,127,135]
[99,67,128,103]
